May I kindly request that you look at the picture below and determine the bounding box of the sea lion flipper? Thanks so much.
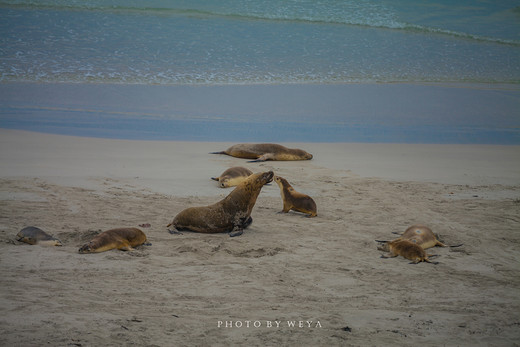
[211,177,219,181]
[210,151,226,155]
[229,228,243,237]
[120,245,135,251]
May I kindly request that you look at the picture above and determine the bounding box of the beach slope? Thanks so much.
[0,130,519,346]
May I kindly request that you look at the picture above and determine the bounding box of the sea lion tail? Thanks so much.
[211,177,219,181]
[166,222,172,228]
[210,151,226,155]
[375,239,389,243]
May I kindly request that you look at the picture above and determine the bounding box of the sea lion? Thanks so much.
[274,176,317,217]
[379,239,438,264]
[16,226,62,246]
[399,224,448,249]
[376,224,453,249]
[211,166,253,188]
[211,143,313,162]
[168,171,274,237]
[78,227,148,254]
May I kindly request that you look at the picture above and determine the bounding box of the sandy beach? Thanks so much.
[1,129,519,346]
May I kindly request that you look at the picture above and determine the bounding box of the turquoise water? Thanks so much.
[1,0,519,84]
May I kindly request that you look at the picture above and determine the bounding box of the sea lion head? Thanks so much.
[41,239,63,246]
[78,242,95,254]
[273,175,289,187]
[295,149,313,160]
[377,242,390,252]
[257,170,274,185]
[243,170,273,189]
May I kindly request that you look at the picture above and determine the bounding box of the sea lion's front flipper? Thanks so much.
[229,228,243,237]
[168,229,183,235]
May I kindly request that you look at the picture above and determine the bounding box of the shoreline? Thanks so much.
[1,129,519,194]
[1,81,519,144]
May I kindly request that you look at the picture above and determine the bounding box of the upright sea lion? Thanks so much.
[211,166,253,188]
[274,176,317,217]
[168,171,274,237]
[211,143,313,162]
[16,226,62,246]
[78,227,148,253]
[379,239,438,264]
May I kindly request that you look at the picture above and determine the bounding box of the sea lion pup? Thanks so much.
[78,227,148,254]
[211,166,253,188]
[378,239,438,264]
[274,176,317,217]
[168,171,274,237]
[16,226,63,246]
[211,143,313,162]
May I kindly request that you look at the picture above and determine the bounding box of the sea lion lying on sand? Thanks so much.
[168,171,274,237]
[211,143,312,162]
[211,166,253,188]
[376,224,462,249]
[16,226,62,246]
[78,227,148,253]
[379,239,438,264]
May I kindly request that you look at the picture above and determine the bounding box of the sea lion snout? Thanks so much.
[78,243,92,254]
[264,171,274,183]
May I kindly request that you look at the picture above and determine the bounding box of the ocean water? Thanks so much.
[0,1,519,143]
[1,0,519,84]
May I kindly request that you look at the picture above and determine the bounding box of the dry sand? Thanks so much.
[1,129,519,346]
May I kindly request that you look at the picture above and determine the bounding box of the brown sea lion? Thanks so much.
[274,176,317,217]
[379,239,438,264]
[211,143,313,162]
[168,171,274,237]
[16,226,62,246]
[376,224,462,250]
[399,224,447,249]
[78,227,148,253]
[211,166,253,188]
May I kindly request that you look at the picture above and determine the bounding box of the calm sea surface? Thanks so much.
[1,1,519,143]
